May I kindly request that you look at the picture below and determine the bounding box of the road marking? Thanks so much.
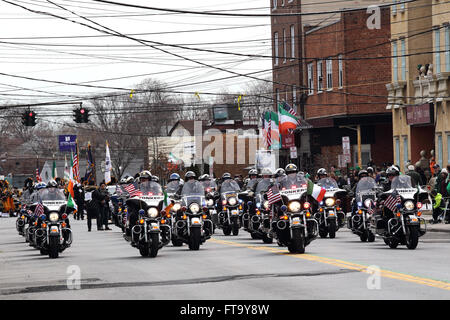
[211,238,450,291]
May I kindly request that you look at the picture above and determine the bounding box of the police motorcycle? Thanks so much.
[164,173,184,245]
[314,177,347,239]
[240,169,260,233]
[125,179,170,257]
[199,174,218,233]
[113,178,133,230]
[272,173,319,253]
[31,184,73,259]
[248,171,274,243]
[16,186,34,236]
[171,174,213,250]
[370,175,427,249]
[348,177,377,242]
[24,182,46,244]
[217,176,244,236]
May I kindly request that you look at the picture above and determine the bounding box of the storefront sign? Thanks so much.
[282,132,295,149]
[406,103,433,125]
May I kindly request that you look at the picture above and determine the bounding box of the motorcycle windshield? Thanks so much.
[255,178,272,194]
[181,180,205,196]
[245,178,258,190]
[391,175,413,190]
[182,195,205,207]
[317,178,338,190]
[220,180,241,194]
[165,181,180,194]
[280,173,308,190]
[201,180,217,192]
[356,177,377,194]
[37,188,66,201]
[139,181,163,195]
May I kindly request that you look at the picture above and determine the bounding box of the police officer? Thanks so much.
[74,182,85,220]
[92,183,110,231]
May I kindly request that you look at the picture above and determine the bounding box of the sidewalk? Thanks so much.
[422,212,450,233]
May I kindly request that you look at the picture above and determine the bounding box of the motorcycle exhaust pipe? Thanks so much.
[251,215,260,223]
[132,225,142,235]
[175,220,186,229]
[277,220,287,230]
[35,228,46,238]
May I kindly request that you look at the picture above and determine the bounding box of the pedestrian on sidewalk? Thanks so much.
[430,190,444,224]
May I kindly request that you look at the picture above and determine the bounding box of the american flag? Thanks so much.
[35,167,42,182]
[367,199,375,215]
[384,191,402,212]
[267,184,282,205]
[34,203,44,217]
[281,101,300,119]
[73,152,80,183]
[124,183,139,197]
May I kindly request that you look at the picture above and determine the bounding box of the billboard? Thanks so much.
[213,104,243,121]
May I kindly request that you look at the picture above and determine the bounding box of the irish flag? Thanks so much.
[67,155,77,212]
[278,103,298,135]
[307,180,326,202]
[269,111,281,150]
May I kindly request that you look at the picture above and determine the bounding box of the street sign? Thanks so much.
[290,146,298,159]
[342,136,350,155]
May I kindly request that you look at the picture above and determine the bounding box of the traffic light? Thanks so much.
[73,107,89,123]
[22,111,36,126]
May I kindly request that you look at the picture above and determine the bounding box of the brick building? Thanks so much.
[270,0,393,172]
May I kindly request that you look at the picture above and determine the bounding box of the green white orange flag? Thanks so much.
[67,154,77,211]
[278,103,298,135]
[269,111,281,150]
[307,179,326,203]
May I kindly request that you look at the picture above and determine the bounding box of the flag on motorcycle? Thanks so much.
[52,159,57,179]
[306,180,326,202]
[34,202,44,217]
[384,190,402,212]
[161,190,174,216]
[105,141,112,185]
[35,166,42,183]
[124,183,139,197]
[267,184,282,205]
[367,199,375,215]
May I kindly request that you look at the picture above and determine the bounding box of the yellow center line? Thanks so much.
[210,237,450,291]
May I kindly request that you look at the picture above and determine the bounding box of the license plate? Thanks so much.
[328,211,335,216]
[191,218,201,224]
[151,223,159,230]
[231,210,239,215]
[50,226,59,233]
[292,218,301,225]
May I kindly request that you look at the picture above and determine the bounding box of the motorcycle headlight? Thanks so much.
[288,201,301,213]
[325,198,335,207]
[49,213,59,222]
[189,203,200,213]
[263,201,269,210]
[147,207,159,218]
[172,203,181,212]
[364,199,372,208]
[228,197,237,206]
[404,200,414,211]
[206,199,214,206]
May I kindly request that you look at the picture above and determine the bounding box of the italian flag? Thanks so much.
[307,180,326,202]
[278,103,298,135]
[161,191,173,216]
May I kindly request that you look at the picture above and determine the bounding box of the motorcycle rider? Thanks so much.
[127,171,152,235]
[46,180,71,228]
[316,168,328,182]
[381,165,400,192]
[274,168,286,184]
[244,169,259,191]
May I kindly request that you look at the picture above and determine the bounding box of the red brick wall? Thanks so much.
[304,8,391,120]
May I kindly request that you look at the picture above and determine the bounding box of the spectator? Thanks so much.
[406,165,423,187]
[430,190,443,224]
[434,169,449,198]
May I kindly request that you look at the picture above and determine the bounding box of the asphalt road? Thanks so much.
[1,217,450,300]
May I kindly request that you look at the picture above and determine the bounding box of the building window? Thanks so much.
[273,0,277,10]
[317,60,323,92]
[438,134,443,168]
[283,28,287,63]
[400,0,405,11]
[392,0,397,15]
[338,54,343,88]
[446,25,450,71]
[326,58,333,90]
[401,39,406,80]
[281,0,284,6]
[436,28,441,74]
[447,134,450,166]
[403,136,408,167]
[307,63,314,95]
[276,89,280,107]
[393,41,398,82]
[290,25,295,58]
[395,137,400,166]
[292,85,297,106]
[274,32,279,66]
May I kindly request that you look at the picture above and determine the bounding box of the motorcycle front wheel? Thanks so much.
[288,228,305,254]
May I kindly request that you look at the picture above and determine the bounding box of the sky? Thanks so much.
[0,0,389,113]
